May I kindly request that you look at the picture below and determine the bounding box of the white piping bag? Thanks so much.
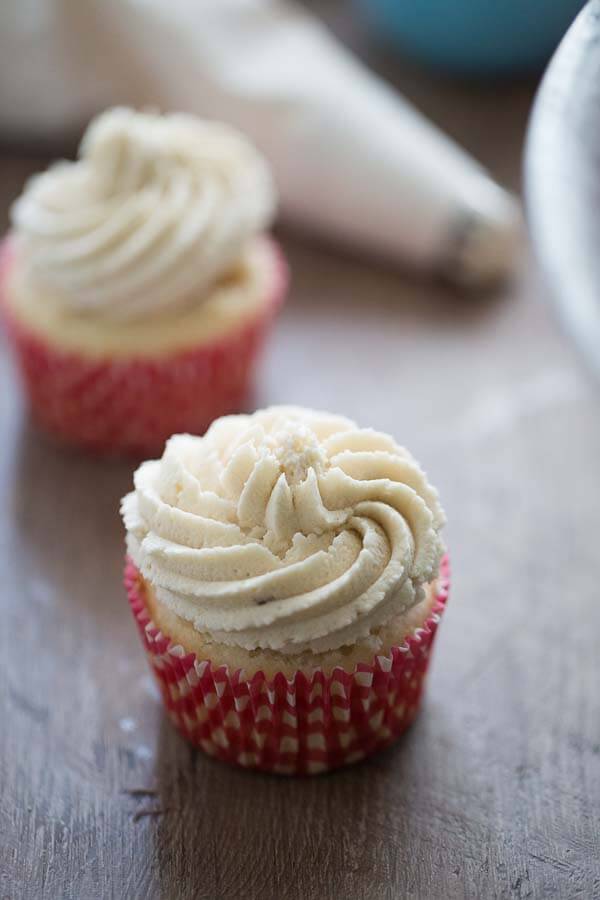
[0,0,520,285]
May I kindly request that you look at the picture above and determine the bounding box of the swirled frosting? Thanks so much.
[122,407,445,655]
[10,108,276,320]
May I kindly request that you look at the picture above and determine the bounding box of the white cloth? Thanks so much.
[0,0,520,283]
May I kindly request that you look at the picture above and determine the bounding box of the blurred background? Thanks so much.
[2,2,599,899]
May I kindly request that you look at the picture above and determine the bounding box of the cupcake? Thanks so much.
[0,108,286,455]
[122,406,448,774]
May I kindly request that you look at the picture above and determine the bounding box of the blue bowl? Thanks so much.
[355,0,585,74]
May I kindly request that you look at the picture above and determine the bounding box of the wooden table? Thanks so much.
[2,8,599,899]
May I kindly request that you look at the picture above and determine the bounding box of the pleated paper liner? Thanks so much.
[125,554,450,775]
[0,238,287,457]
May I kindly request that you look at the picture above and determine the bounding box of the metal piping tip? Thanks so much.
[443,185,523,289]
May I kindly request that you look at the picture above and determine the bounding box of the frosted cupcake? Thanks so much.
[0,108,286,455]
[122,406,448,774]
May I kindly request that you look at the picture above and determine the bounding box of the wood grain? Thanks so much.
[1,5,600,899]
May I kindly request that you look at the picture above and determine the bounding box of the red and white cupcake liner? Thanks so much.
[125,555,450,775]
[0,238,287,457]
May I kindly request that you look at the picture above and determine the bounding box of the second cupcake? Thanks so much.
[1,108,287,455]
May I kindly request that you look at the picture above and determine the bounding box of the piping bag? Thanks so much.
[0,0,520,286]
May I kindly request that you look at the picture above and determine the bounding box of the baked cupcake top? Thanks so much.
[10,107,276,321]
[121,406,445,655]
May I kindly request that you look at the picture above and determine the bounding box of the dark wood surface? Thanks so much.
[526,0,600,384]
[2,7,600,900]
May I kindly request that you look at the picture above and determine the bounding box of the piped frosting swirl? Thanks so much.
[11,107,276,320]
[121,407,445,654]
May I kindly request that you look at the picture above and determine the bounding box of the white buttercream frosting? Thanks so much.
[10,107,276,320]
[122,407,445,654]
